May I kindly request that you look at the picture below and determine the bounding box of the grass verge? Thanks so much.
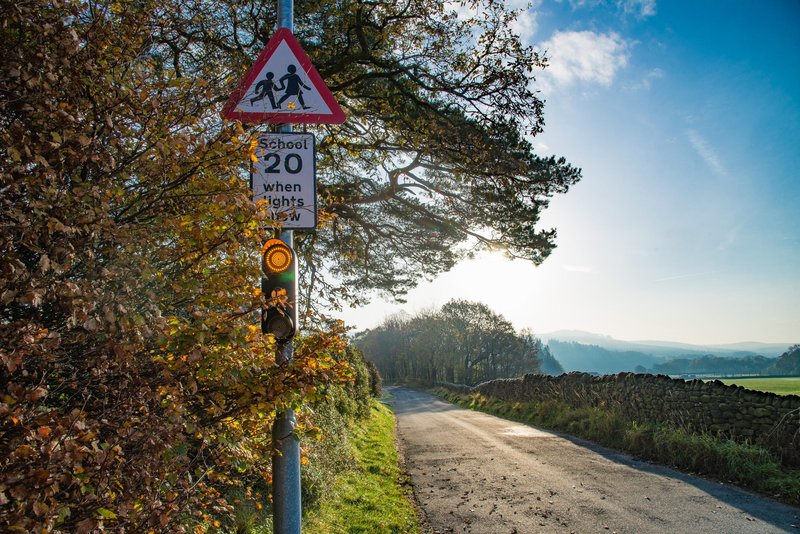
[431,387,800,506]
[303,399,420,533]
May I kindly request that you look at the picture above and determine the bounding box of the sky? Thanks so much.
[338,0,800,345]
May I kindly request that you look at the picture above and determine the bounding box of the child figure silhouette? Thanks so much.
[250,72,279,109]
[276,65,311,110]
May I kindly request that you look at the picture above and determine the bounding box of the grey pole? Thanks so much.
[271,236,300,534]
[278,0,293,31]
[272,1,301,533]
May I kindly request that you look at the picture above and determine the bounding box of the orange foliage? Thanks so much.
[0,1,352,531]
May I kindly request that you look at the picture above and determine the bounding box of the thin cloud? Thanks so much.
[511,8,539,42]
[444,1,476,20]
[563,0,657,18]
[538,31,631,91]
[617,0,656,18]
[625,67,664,90]
[566,0,604,9]
[687,129,727,177]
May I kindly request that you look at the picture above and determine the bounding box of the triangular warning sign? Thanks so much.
[221,28,345,124]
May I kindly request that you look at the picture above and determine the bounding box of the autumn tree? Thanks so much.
[0,1,352,531]
[2,0,579,531]
[354,312,412,382]
[355,300,543,386]
[520,330,565,376]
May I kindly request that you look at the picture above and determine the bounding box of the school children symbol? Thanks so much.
[222,28,345,124]
[250,65,311,111]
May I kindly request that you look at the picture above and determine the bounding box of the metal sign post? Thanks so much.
[224,0,343,529]
[272,1,301,531]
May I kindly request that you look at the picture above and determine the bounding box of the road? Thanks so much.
[389,387,800,534]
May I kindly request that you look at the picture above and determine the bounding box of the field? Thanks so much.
[719,377,800,396]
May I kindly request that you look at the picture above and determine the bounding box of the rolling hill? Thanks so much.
[539,331,794,375]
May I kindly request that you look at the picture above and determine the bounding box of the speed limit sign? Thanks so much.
[252,132,316,229]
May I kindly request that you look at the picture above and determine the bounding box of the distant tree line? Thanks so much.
[652,345,800,377]
[766,345,800,375]
[652,354,774,376]
[354,300,560,386]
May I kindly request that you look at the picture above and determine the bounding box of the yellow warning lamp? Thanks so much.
[262,238,293,273]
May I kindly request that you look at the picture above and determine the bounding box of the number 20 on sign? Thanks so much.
[252,133,317,230]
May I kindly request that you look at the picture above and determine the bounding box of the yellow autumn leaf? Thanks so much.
[96,508,117,520]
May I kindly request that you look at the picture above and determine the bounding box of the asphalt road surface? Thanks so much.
[389,387,800,534]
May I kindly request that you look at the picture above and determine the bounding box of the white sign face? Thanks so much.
[236,40,334,116]
[221,28,345,124]
[252,133,316,229]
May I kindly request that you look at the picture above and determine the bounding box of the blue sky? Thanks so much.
[339,0,800,345]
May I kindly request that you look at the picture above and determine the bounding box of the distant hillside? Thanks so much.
[544,336,799,377]
[541,330,792,358]
[547,340,661,374]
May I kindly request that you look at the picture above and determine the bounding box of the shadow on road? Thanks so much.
[554,427,800,530]
[390,386,800,532]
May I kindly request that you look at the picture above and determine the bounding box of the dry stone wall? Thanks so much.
[462,372,800,466]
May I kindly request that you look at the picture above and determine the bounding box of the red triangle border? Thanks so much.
[221,28,345,125]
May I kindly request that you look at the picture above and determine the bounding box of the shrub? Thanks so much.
[301,344,375,506]
[366,360,383,398]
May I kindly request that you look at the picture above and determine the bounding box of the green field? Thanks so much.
[719,377,800,396]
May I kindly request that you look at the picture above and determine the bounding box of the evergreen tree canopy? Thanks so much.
[152,0,580,308]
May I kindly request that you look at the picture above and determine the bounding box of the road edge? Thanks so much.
[386,388,435,534]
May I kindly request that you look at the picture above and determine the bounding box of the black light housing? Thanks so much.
[261,238,298,343]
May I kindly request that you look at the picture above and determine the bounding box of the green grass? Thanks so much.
[719,377,800,396]
[304,400,420,534]
[432,388,800,506]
